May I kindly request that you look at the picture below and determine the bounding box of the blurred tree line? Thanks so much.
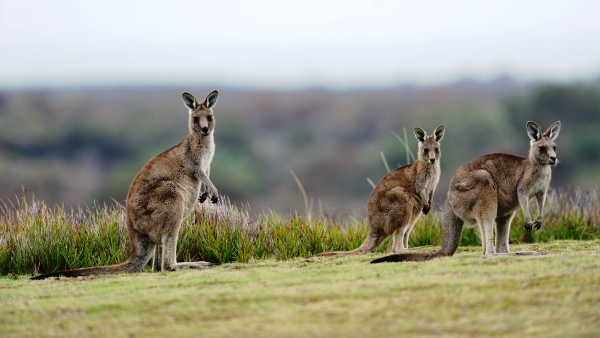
[0,78,598,214]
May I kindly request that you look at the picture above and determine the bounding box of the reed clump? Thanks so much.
[1,188,598,276]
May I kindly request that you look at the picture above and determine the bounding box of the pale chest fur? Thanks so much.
[178,135,215,213]
[414,161,441,196]
[200,135,215,176]
[523,164,551,197]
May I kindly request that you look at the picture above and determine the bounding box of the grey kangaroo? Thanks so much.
[31,90,220,279]
[372,121,561,264]
[316,125,445,256]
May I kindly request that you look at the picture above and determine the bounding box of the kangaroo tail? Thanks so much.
[313,247,364,257]
[31,262,131,280]
[31,234,155,280]
[314,228,387,257]
[371,199,464,264]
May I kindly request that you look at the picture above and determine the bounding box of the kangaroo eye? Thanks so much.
[435,148,439,153]
[553,146,557,151]
[423,149,429,154]
[193,117,199,123]
[539,146,546,152]
[207,115,213,122]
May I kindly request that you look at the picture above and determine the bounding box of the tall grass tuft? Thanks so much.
[1,188,599,275]
[510,188,600,244]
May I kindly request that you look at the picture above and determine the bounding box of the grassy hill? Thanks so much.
[1,241,599,337]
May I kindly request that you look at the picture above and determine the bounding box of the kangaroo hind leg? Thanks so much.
[498,212,541,256]
[472,199,497,255]
[125,229,157,273]
[494,213,513,254]
[402,216,420,249]
[152,245,163,272]
[161,225,214,271]
[391,227,406,253]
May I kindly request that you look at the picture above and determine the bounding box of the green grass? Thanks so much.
[1,189,599,336]
[1,188,599,276]
[1,241,599,337]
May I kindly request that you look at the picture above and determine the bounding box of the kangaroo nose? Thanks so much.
[429,158,436,163]
[549,156,557,165]
[201,127,209,134]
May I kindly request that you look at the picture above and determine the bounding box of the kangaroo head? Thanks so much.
[526,121,561,166]
[182,90,219,136]
[414,125,445,164]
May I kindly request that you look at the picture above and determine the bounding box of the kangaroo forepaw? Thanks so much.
[210,195,219,204]
[199,192,208,203]
[524,221,533,232]
[534,220,542,230]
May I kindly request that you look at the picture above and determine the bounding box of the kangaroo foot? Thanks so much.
[513,251,542,256]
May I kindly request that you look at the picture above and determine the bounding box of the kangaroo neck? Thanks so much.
[189,131,213,146]
[416,158,439,172]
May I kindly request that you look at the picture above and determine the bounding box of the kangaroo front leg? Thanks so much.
[422,190,433,215]
[194,169,219,204]
[533,190,546,230]
[517,185,535,232]
[419,189,431,215]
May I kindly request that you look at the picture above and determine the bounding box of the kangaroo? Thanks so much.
[316,125,445,256]
[371,121,561,264]
[31,90,220,280]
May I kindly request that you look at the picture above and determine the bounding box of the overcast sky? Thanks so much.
[1,0,600,88]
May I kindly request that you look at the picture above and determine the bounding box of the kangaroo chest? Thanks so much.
[417,165,440,192]
[523,165,551,197]
[200,137,215,175]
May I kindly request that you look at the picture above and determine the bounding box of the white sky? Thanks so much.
[1,0,600,88]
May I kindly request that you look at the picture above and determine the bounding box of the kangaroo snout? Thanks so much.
[201,127,210,135]
[429,158,436,163]
[549,156,557,165]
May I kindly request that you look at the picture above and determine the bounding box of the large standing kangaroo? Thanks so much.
[316,125,445,256]
[31,91,220,279]
[372,121,560,263]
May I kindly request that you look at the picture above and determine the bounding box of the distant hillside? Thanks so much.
[1,78,599,214]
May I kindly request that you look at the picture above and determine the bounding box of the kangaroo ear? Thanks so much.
[526,121,542,143]
[204,90,219,109]
[414,127,426,143]
[182,92,197,110]
[544,121,561,140]
[432,125,445,142]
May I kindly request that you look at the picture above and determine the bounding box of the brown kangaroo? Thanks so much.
[31,90,220,279]
[371,121,561,264]
[316,125,445,256]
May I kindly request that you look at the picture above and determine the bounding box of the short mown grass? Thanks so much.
[1,241,599,337]
[0,188,599,276]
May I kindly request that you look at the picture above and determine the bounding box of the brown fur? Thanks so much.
[31,90,220,280]
[371,121,561,263]
[316,125,445,256]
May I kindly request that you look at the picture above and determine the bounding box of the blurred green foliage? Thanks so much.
[0,79,598,213]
